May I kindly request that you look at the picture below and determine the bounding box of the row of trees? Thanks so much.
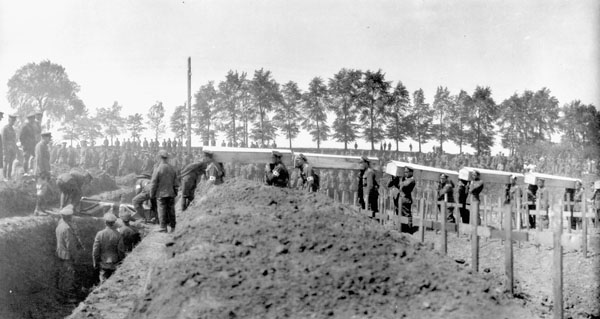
[6,61,600,157]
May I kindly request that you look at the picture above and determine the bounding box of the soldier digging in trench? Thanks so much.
[93,213,125,283]
[55,205,84,303]
[57,171,93,212]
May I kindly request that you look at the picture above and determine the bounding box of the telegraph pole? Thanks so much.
[187,57,192,153]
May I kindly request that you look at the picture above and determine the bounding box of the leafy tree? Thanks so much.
[467,86,498,155]
[170,104,188,141]
[217,71,246,145]
[78,115,103,144]
[249,69,281,145]
[498,93,528,156]
[559,100,598,150]
[407,88,434,153]
[7,60,84,126]
[432,86,453,153]
[328,69,362,150]
[447,90,472,154]
[385,81,411,151]
[301,77,330,149]
[358,70,391,150]
[193,82,219,145]
[238,78,255,146]
[147,101,166,141]
[530,88,560,142]
[95,101,125,145]
[126,113,145,141]
[274,81,303,149]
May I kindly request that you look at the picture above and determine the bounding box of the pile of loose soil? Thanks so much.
[129,178,537,319]
[116,173,139,187]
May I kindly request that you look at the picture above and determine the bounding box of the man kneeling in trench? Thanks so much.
[55,205,84,303]
[93,213,125,283]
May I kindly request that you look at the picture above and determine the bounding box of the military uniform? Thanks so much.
[57,172,91,211]
[265,152,289,188]
[437,176,456,223]
[296,156,319,192]
[92,214,125,283]
[132,176,157,223]
[150,151,179,232]
[2,119,17,178]
[34,136,51,178]
[180,161,207,211]
[19,118,36,172]
[361,166,379,215]
[206,161,225,185]
[55,207,83,301]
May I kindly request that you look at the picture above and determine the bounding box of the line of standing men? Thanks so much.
[0,112,44,180]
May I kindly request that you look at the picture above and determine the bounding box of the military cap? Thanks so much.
[59,205,74,216]
[103,213,117,223]
[203,150,213,156]
[27,113,36,119]
[297,153,307,161]
[41,132,52,137]
[272,151,282,157]
[8,114,17,119]
[119,209,132,222]
[158,150,169,158]
[404,167,414,172]
[360,156,369,163]
[440,173,448,179]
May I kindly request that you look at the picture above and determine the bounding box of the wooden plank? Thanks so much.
[471,201,480,272]
[202,146,294,165]
[298,152,380,170]
[524,172,580,189]
[505,204,514,295]
[553,204,564,319]
[441,200,447,255]
[582,193,588,258]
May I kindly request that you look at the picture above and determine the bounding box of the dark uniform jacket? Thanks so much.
[34,140,51,177]
[150,162,179,198]
[19,122,36,153]
[265,163,289,187]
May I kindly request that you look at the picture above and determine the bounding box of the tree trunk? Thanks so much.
[316,120,320,149]
[370,106,375,151]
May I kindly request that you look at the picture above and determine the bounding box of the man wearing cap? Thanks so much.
[179,156,209,211]
[2,115,17,179]
[55,205,84,302]
[265,151,289,188]
[118,209,140,253]
[79,140,94,169]
[92,213,125,283]
[57,171,93,212]
[150,150,179,232]
[205,151,225,186]
[294,154,319,192]
[437,173,456,223]
[132,173,157,223]
[20,113,37,173]
[358,156,379,217]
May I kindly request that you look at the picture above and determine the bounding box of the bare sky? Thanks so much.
[1,0,598,152]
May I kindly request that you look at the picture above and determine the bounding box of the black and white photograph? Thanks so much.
[0,0,598,318]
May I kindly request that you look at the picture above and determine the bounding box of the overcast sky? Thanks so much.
[1,0,598,152]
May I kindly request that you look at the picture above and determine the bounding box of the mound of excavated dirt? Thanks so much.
[116,173,138,187]
[128,179,537,319]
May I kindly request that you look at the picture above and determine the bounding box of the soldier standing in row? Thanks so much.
[2,115,17,179]
[358,156,379,217]
[150,150,179,233]
[294,154,319,192]
[34,132,52,214]
[20,113,37,174]
[265,151,289,187]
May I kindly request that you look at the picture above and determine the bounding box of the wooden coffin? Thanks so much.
[296,152,380,170]
[386,160,458,182]
[459,167,513,185]
[523,172,580,189]
[201,146,294,165]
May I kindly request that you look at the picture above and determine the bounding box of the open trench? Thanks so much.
[0,186,137,319]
